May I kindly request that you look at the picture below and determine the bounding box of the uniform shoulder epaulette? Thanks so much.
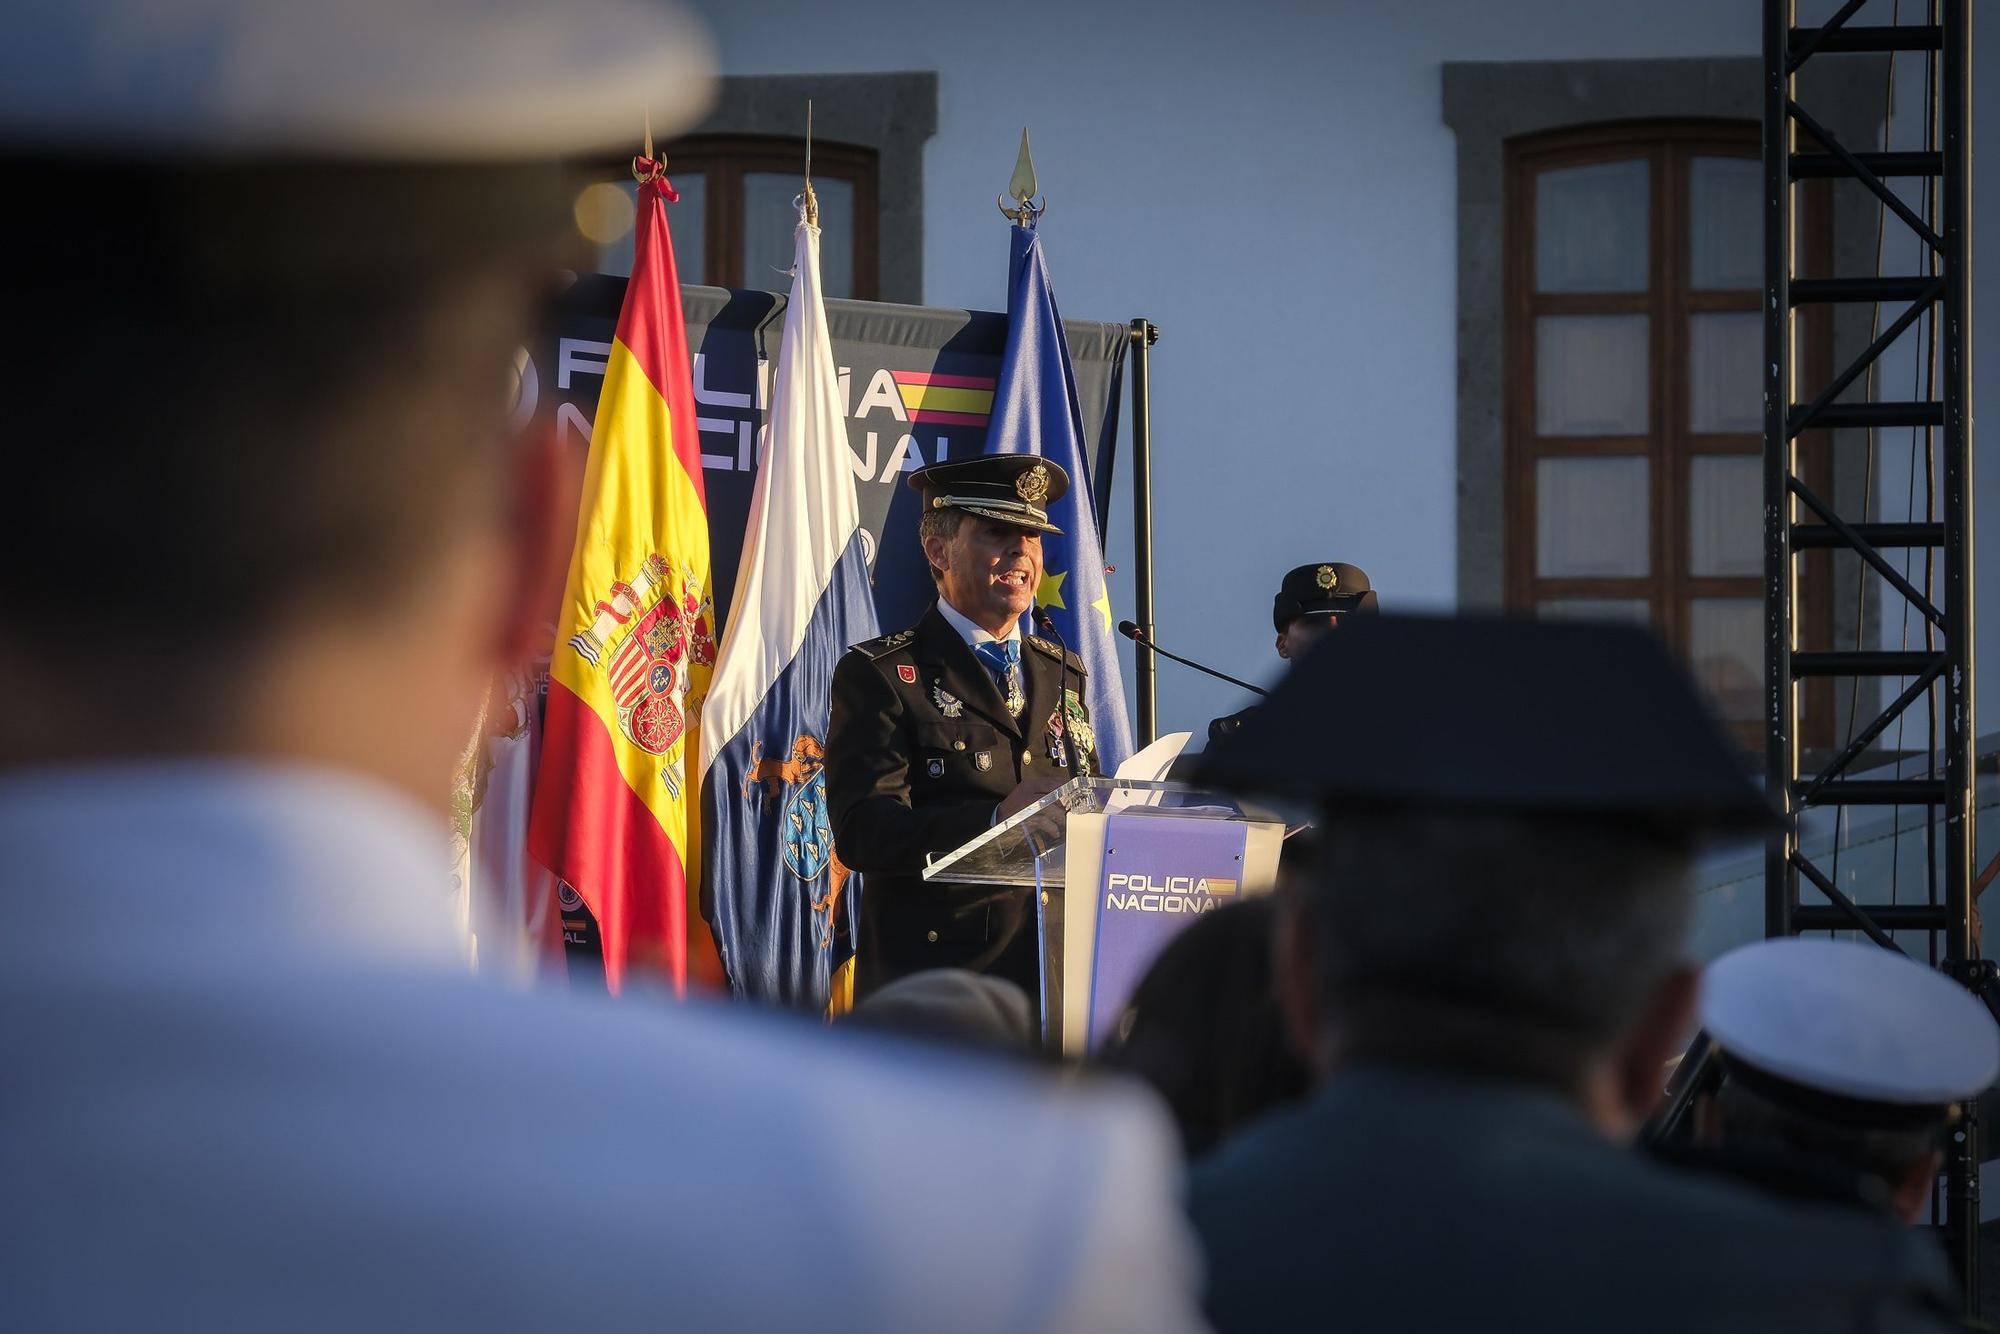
[852,627,917,660]
[1026,635,1086,674]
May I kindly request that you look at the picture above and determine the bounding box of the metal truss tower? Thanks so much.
[1763,0,1977,1304]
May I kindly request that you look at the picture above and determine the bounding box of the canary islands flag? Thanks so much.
[990,221,1134,770]
[530,160,723,995]
[699,196,879,1010]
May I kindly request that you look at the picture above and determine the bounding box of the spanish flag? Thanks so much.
[531,159,723,995]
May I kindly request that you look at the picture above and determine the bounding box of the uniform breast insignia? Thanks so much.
[897,664,918,684]
[974,751,993,772]
[573,553,717,799]
[931,683,964,718]
[741,734,852,949]
[1054,689,1097,772]
[926,758,945,778]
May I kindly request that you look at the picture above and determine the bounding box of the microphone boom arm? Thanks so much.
[1116,621,1270,698]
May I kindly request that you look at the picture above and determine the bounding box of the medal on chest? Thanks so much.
[930,682,964,718]
[1046,690,1096,775]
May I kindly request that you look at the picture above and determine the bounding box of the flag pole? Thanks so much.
[1128,318,1159,747]
[802,99,818,226]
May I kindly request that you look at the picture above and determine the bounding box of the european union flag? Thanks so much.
[989,221,1133,771]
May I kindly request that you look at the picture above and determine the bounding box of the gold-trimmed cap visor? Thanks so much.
[909,455,1070,536]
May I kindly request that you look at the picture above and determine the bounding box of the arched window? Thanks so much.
[1504,121,1832,745]
[581,134,880,300]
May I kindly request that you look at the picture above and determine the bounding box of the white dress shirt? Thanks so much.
[935,596,1025,652]
[936,599,1029,826]
[0,760,1207,1334]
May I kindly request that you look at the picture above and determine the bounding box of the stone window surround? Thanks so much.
[683,71,938,306]
[1443,56,1888,628]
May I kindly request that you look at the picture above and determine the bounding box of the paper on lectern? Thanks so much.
[1107,731,1192,810]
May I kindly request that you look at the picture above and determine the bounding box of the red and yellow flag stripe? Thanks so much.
[890,370,995,426]
[530,165,724,995]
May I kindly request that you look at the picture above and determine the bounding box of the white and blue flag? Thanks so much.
[698,197,878,1008]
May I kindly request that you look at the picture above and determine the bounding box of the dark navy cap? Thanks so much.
[1196,613,1775,832]
[1274,562,1377,631]
[909,456,1069,536]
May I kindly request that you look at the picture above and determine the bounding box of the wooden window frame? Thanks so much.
[1503,120,1834,747]
[663,134,881,300]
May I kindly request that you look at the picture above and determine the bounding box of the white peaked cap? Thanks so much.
[1701,937,2000,1109]
[0,0,715,159]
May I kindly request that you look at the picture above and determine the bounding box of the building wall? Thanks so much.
[687,0,1997,746]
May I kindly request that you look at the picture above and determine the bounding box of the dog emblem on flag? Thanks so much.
[744,733,853,946]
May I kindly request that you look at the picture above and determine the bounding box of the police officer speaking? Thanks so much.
[825,455,1096,1011]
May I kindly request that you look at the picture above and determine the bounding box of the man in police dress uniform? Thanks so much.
[1207,560,1378,745]
[826,455,1096,1012]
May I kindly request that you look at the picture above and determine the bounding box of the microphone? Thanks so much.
[1117,620,1270,698]
[1033,607,1082,778]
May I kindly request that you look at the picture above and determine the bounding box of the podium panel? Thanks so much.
[923,778,1284,1053]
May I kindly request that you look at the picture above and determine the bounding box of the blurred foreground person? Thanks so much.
[0,6,1206,1333]
[1096,895,1309,1156]
[1188,616,1961,1333]
[845,967,1038,1054]
[1693,937,2000,1223]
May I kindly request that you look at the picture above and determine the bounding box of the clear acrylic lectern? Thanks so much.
[923,777,1285,1054]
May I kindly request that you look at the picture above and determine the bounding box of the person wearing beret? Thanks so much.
[825,455,1097,1019]
[1207,561,1378,746]
[1187,615,1963,1334]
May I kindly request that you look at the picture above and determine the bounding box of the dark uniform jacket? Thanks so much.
[825,604,1094,1008]
[1206,705,1258,748]
[1188,1066,1962,1334]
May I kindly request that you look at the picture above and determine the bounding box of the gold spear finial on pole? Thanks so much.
[802,99,818,226]
[997,127,1046,225]
[633,106,665,183]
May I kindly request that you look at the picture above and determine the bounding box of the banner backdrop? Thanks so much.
[520,280,1131,980]
[525,279,1129,642]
